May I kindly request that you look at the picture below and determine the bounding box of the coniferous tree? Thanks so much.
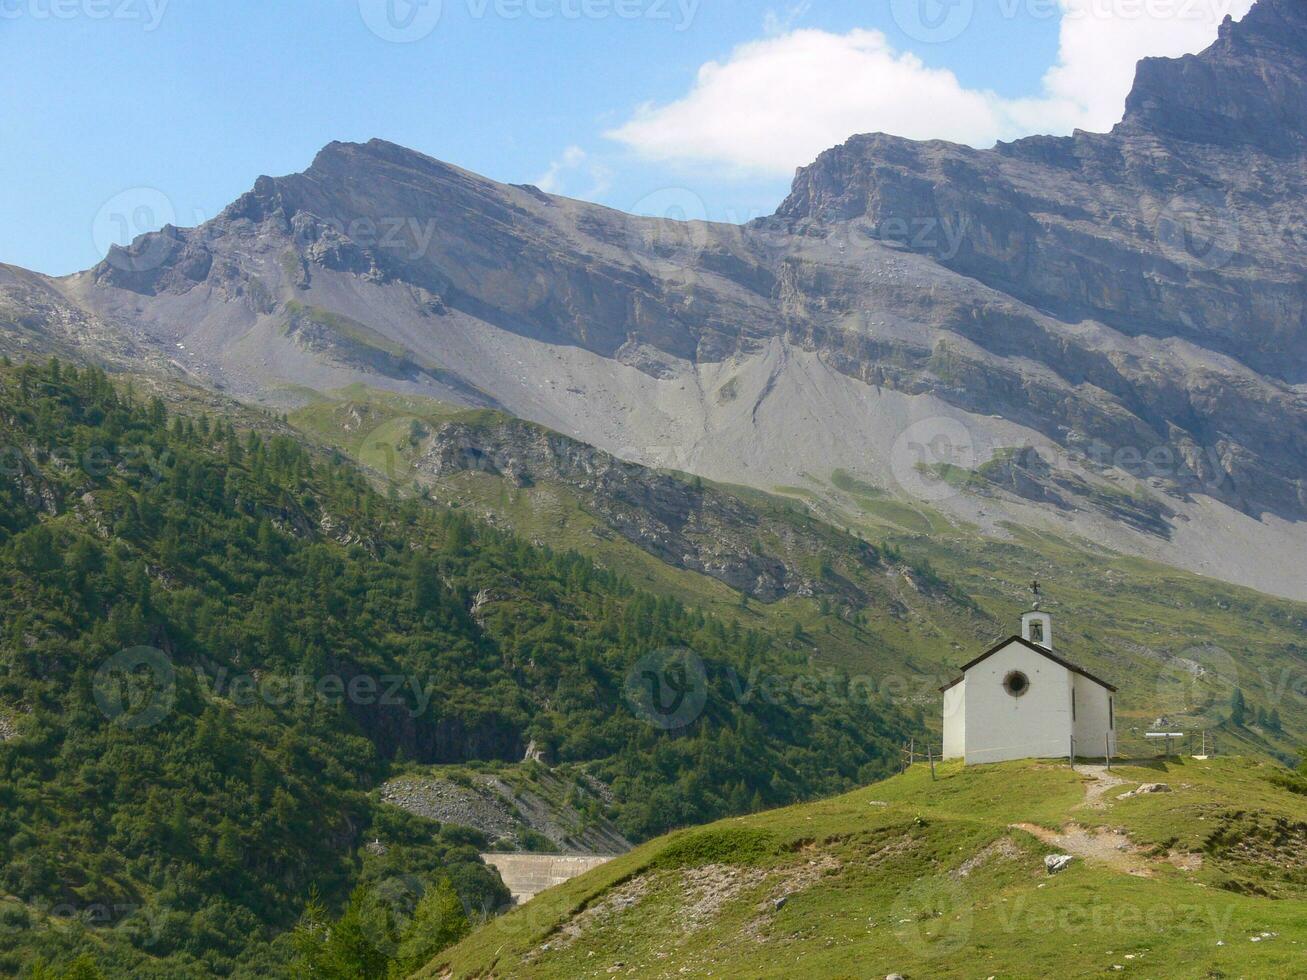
[395,878,471,974]
[1230,687,1247,727]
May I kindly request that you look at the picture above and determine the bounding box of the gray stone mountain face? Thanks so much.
[403,410,928,605]
[773,0,1307,521]
[5,0,1307,598]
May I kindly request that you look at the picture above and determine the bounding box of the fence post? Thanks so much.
[928,744,936,781]
[909,738,915,767]
[1069,735,1075,770]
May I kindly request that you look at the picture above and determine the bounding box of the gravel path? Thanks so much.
[1012,767,1202,876]
[1077,765,1131,809]
[1012,821,1155,877]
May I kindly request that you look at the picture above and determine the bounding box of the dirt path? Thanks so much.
[1012,768,1203,876]
[1077,764,1130,809]
[1011,821,1156,877]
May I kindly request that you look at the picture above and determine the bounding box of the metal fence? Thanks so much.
[904,727,1223,777]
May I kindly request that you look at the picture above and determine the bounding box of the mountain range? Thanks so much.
[7,2,1307,976]
[3,1,1307,602]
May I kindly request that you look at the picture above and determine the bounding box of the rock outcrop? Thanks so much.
[409,412,890,603]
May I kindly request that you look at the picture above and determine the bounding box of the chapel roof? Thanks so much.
[939,635,1118,693]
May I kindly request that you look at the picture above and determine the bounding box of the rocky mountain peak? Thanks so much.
[1117,0,1307,152]
[220,174,288,225]
[780,0,1307,230]
[774,0,1307,382]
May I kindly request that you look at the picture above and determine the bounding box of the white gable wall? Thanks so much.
[962,640,1073,765]
[1072,673,1116,759]
[942,680,965,759]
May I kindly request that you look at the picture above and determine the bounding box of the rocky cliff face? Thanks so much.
[404,412,901,604]
[5,0,1307,598]
[773,1,1307,521]
[778,0,1307,382]
[1122,0,1307,153]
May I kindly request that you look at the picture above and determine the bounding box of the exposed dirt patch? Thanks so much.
[533,863,774,959]
[1012,822,1157,877]
[682,863,774,930]
[1167,850,1204,872]
[951,835,1023,880]
[743,851,844,942]
[534,852,846,961]
[539,873,658,955]
[860,830,922,867]
[1077,765,1131,809]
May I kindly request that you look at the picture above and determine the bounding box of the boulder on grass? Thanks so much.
[1045,854,1075,874]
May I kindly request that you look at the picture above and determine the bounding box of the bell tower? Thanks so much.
[1021,580,1052,650]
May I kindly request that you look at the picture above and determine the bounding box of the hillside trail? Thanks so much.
[1011,765,1201,876]
[1010,821,1156,877]
[1076,764,1130,809]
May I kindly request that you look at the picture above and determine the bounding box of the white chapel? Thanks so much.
[942,599,1117,766]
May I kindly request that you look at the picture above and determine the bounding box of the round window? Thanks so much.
[1003,670,1030,698]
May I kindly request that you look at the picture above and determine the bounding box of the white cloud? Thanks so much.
[537,145,589,192]
[608,29,1009,175]
[607,0,1255,175]
[537,145,616,198]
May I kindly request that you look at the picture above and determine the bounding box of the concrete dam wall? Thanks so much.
[480,853,618,903]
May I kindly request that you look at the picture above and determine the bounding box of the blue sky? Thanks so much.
[0,0,1248,275]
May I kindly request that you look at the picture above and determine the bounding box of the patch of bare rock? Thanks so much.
[532,851,844,965]
[1117,783,1173,800]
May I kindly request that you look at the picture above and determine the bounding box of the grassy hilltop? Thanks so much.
[426,756,1307,979]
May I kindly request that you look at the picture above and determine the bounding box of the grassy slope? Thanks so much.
[425,757,1307,979]
[292,388,1307,766]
